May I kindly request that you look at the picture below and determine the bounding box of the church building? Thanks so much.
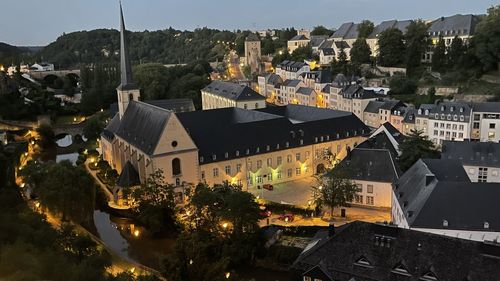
[100,5,370,204]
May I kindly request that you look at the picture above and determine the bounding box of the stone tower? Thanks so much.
[244,33,261,74]
[117,3,140,119]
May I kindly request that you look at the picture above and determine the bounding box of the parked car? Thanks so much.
[263,184,273,191]
[259,210,272,218]
[278,213,294,222]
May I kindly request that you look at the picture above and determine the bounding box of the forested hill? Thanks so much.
[36,27,237,68]
[0,43,23,65]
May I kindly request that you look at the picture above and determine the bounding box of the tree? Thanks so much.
[447,36,465,68]
[378,28,405,66]
[83,115,106,141]
[432,36,447,72]
[350,38,372,65]
[290,45,313,62]
[398,130,440,171]
[314,167,360,218]
[130,169,177,233]
[261,34,275,55]
[389,74,417,95]
[311,25,334,36]
[357,20,375,38]
[473,5,500,72]
[405,20,430,70]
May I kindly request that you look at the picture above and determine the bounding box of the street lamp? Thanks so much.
[225,272,231,279]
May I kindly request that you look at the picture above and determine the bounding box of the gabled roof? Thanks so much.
[290,34,309,41]
[428,101,472,122]
[293,221,500,281]
[282,79,302,88]
[318,40,333,50]
[342,84,378,99]
[442,141,500,168]
[115,101,171,155]
[368,20,412,38]
[334,41,350,49]
[331,22,355,39]
[265,73,283,86]
[429,14,481,37]
[117,161,141,187]
[310,35,328,47]
[296,87,315,96]
[380,100,403,111]
[177,105,369,164]
[364,100,384,114]
[202,80,265,101]
[472,102,500,113]
[109,98,195,117]
[337,148,400,182]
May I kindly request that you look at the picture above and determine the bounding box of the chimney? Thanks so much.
[328,223,335,237]
[425,174,435,186]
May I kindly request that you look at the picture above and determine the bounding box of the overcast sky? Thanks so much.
[1,0,496,46]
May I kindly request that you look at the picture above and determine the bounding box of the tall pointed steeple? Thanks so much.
[118,2,135,90]
[117,2,140,119]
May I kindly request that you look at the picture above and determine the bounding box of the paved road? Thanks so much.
[226,52,245,80]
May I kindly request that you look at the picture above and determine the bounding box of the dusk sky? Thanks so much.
[1,0,497,46]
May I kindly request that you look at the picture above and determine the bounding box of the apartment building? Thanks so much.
[427,101,472,145]
[471,102,500,142]
[201,80,266,110]
[275,60,310,80]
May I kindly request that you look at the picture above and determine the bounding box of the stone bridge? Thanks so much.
[29,69,81,80]
[0,118,87,138]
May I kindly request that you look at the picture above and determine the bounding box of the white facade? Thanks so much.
[31,63,54,72]
[352,180,393,209]
[471,112,500,142]
[201,91,265,110]
[464,165,500,183]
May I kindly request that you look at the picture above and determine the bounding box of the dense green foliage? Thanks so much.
[162,183,263,281]
[432,36,447,71]
[378,28,406,67]
[357,20,375,38]
[389,74,418,95]
[79,61,211,115]
[0,186,110,280]
[404,20,430,71]
[20,160,96,224]
[36,28,231,68]
[350,38,372,64]
[398,130,440,171]
[473,6,500,72]
[311,25,334,37]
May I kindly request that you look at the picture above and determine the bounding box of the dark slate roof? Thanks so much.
[344,23,360,39]
[395,159,472,228]
[380,100,403,111]
[341,84,378,99]
[429,14,481,37]
[357,129,400,158]
[202,80,265,101]
[296,87,315,96]
[115,101,171,155]
[102,112,121,141]
[318,40,333,50]
[368,20,412,38]
[292,221,500,281]
[282,79,302,88]
[411,181,500,231]
[316,70,332,84]
[416,103,436,117]
[290,34,309,41]
[310,35,328,47]
[176,105,369,164]
[265,73,283,86]
[245,33,260,42]
[472,102,500,113]
[109,98,195,117]
[334,41,350,49]
[321,84,331,94]
[428,101,472,123]
[279,60,307,72]
[402,108,416,123]
[331,22,354,39]
[117,3,137,91]
[337,148,400,182]
[364,100,384,114]
[321,48,335,56]
[442,140,500,168]
[117,161,141,187]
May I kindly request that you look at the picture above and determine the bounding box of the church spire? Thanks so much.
[118,2,135,90]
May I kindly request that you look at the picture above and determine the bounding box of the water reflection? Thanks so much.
[93,210,175,269]
[56,152,79,165]
[56,135,73,147]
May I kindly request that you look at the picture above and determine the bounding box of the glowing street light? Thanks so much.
[222,222,228,229]
[133,229,140,237]
[225,272,231,279]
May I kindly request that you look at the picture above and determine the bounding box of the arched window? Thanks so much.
[255,103,259,109]
[172,158,181,176]
[129,93,134,101]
